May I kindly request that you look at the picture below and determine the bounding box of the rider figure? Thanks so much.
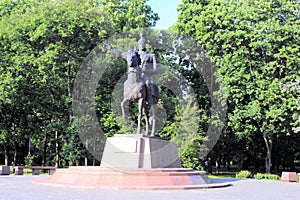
[137,34,158,105]
[103,35,158,105]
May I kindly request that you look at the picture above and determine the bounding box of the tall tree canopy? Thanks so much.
[0,0,158,166]
[177,0,300,173]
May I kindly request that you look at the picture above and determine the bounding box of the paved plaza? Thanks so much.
[0,176,299,200]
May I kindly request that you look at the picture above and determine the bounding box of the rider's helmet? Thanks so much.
[138,34,146,51]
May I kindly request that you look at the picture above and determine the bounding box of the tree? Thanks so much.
[0,0,158,166]
[177,0,300,173]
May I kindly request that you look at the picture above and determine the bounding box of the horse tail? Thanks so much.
[150,83,159,104]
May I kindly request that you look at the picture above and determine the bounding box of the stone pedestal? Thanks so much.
[101,134,181,169]
[34,134,231,190]
[34,166,232,190]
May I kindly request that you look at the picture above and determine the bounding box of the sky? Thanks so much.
[147,0,181,29]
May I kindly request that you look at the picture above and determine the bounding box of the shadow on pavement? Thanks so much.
[210,178,242,184]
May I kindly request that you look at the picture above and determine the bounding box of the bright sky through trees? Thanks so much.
[148,0,181,29]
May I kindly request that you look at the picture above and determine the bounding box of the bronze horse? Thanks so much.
[121,50,159,136]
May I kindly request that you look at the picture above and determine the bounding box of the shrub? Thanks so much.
[25,155,35,166]
[254,173,280,181]
[236,170,252,179]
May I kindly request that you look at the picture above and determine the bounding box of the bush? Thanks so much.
[25,155,35,166]
[236,170,252,179]
[254,173,280,181]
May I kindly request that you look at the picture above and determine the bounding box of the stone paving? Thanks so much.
[0,176,300,200]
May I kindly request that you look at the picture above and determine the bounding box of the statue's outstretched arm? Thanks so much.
[103,43,127,59]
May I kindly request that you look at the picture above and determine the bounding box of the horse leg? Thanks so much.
[144,110,149,136]
[137,98,143,135]
[150,104,156,137]
[121,98,129,120]
[143,100,152,136]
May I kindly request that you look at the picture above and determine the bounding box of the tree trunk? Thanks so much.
[42,133,48,166]
[84,141,88,166]
[263,136,273,174]
[55,130,59,168]
[67,56,74,167]
[13,149,17,166]
[4,145,9,166]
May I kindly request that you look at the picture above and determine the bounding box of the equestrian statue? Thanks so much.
[104,35,159,136]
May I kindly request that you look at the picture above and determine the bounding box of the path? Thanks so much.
[0,176,299,200]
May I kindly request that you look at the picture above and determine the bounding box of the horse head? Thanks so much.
[126,50,141,68]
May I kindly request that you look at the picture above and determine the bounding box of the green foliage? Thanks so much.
[236,170,253,179]
[284,80,300,133]
[170,100,207,169]
[25,155,36,166]
[177,0,300,173]
[254,173,280,181]
[0,0,159,166]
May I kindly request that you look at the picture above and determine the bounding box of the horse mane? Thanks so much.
[127,50,141,66]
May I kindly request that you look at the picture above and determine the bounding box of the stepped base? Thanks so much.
[34,167,230,190]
